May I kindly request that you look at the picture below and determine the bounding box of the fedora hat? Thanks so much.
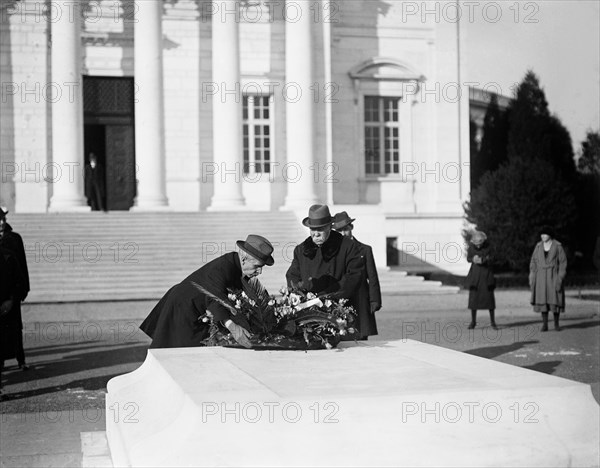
[302,204,333,229]
[236,234,275,266]
[332,211,355,230]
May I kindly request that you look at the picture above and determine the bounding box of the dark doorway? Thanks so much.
[83,77,136,211]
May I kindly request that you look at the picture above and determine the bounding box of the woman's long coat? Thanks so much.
[352,238,381,338]
[140,252,246,348]
[465,243,496,310]
[529,240,567,312]
[286,231,363,299]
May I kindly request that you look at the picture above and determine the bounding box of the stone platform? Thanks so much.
[106,340,599,467]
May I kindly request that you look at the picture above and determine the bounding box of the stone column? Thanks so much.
[282,0,317,209]
[133,0,169,209]
[208,0,245,210]
[48,0,89,212]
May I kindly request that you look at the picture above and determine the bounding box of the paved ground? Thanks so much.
[0,288,598,467]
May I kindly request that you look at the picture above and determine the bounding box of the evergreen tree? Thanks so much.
[577,130,600,174]
[473,94,509,188]
[507,70,575,177]
[507,70,550,160]
[464,157,577,271]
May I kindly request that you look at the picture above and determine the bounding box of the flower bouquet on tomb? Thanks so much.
[191,279,358,350]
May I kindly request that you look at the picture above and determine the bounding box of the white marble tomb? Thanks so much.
[106,340,600,467]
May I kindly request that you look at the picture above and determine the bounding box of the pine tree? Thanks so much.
[472,94,509,188]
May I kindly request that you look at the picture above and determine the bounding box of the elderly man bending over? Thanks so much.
[140,235,274,348]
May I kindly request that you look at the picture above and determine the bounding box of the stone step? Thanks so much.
[9,213,459,303]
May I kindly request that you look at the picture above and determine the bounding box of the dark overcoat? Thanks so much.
[0,248,26,360]
[529,240,567,312]
[140,252,246,348]
[0,224,29,330]
[352,238,381,338]
[465,243,496,310]
[286,230,363,299]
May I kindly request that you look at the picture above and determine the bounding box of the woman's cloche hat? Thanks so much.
[236,234,275,266]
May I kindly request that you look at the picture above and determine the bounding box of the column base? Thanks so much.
[132,195,169,211]
[207,195,246,211]
[280,196,319,213]
[48,196,91,213]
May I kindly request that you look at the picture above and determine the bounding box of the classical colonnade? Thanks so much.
[49,0,318,211]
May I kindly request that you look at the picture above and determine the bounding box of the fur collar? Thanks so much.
[301,230,343,261]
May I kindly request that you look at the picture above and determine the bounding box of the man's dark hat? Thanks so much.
[332,211,355,230]
[0,207,8,218]
[302,204,333,229]
[236,234,275,266]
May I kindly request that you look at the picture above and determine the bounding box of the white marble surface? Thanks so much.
[106,340,600,467]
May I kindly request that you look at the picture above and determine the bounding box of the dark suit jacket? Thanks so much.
[0,224,29,299]
[140,252,246,348]
[353,238,381,338]
[286,230,363,299]
[0,247,26,359]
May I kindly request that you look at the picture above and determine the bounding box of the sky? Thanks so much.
[464,0,600,150]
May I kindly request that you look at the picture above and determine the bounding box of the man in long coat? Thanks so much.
[1,247,27,394]
[332,211,381,339]
[286,205,363,301]
[0,208,30,370]
[140,235,275,348]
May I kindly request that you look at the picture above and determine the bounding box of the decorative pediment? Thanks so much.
[349,57,425,82]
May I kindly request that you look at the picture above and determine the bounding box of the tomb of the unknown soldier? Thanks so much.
[105,340,600,467]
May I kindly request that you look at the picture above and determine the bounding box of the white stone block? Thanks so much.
[106,340,599,467]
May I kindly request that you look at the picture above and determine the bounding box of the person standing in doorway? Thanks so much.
[85,152,106,211]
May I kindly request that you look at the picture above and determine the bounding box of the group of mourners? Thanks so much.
[0,203,572,394]
[466,226,568,332]
[140,204,382,348]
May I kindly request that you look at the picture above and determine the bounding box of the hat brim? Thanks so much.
[302,217,332,229]
[333,218,355,230]
[236,240,274,266]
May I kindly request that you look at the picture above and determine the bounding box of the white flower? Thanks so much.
[348,327,355,334]
[339,298,348,306]
[325,342,333,349]
[324,299,332,308]
[201,316,209,323]
[249,299,256,306]
[290,294,301,306]
[339,329,346,335]
[235,300,242,309]
[307,292,316,300]
[241,291,248,299]
[268,299,276,306]
[279,286,288,295]
[228,293,236,301]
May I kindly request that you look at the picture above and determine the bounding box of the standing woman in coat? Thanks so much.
[465,231,497,329]
[529,227,567,331]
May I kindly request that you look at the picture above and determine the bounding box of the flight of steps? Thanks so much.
[8,212,458,303]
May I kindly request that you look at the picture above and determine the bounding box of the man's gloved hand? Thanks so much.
[225,319,252,348]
